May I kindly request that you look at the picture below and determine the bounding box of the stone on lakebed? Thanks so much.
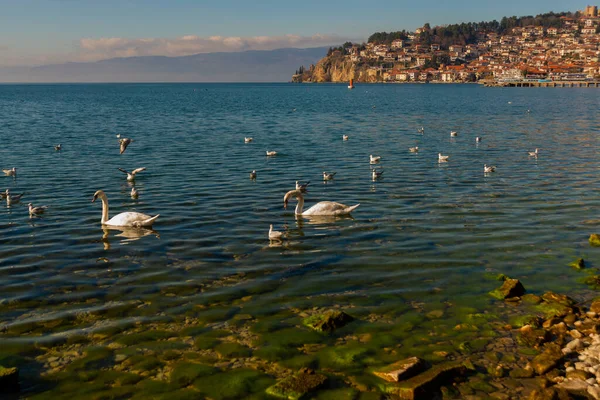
[265,368,327,400]
[0,365,19,393]
[383,360,470,400]
[531,343,563,375]
[590,234,600,247]
[569,258,586,270]
[489,279,525,300]
[303,310,353,333]
[373,357,427,382]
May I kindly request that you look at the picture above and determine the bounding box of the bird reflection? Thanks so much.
[101,226,159,250]
[295,214,355,227]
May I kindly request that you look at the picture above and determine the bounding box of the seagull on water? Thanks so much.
[118,167,146,182]
[370,155,381,164]
[372,167,384,180]
[250,170,257,180]
[528,148,539,157]
[343,135,349,141]
[54,144,62,151]
[269,224,284,241]
[266,151,277,157]
[323,171,336,181]
[409,146,419,153]
[438,153,449,162]
[131,187,139,199]
[450,131,458,137]
[244,137,253,143]
[3,168,16,177]
[5,189,24,205]
[28,203,48,216]
[295,181,310,191]
[484,164,496,173]
[476,137,482,143]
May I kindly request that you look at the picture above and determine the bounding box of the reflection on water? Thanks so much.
[101,226,160,249]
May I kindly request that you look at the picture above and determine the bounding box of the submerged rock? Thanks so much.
[590,234,600,247]
[303,310,354,333]
[531,344,563,375]
[569,258,586,270]
[265,368,327,399]
[373,357,427,382]
[386,360,469,400]
[0,366,19,393]
[489,279,525,300]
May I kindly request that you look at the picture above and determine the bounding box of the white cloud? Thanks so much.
[72,33,352,63]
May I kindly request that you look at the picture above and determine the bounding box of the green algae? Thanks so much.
[126,354,164,373]
[170,362,219,387]
[255,327,323,348]
[254,345,300,362]
[115,330,175,346]
[214,342,252,358]
[266,371,327,400]
[279,354,319,370]
[315,387,358,400]
[318,344,372,370]
[194,369,274,399]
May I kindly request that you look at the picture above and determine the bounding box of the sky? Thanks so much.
[0,0,583,66]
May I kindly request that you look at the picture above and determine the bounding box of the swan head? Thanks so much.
[92,190,105,203]
[284,189,302,210]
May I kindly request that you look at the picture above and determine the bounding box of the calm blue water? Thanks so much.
[1,83,599,396]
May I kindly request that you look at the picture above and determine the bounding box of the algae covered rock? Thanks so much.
[0,366,19,393]
[590,234,600,247]
[569,258,586,270]
[266,368,327,399]
[390,360,468,400]
[489,279,525,300]
[303,310,354,333]
[530,343,563,375]
[373,357,427,382]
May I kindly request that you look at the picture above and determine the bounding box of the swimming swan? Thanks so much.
[284,189,359,216]
[92,190,159,227]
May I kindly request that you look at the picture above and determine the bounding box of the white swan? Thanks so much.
[245,137,253,143]
[450,131,457,137]
[118,167,146,182]
[438,153,449,162]
[92,190,159,227]
[484,164,496,173]
[323,172,336,181]
[370,155,381,164]
[343,135,349,141]
[5,189,24,205]
[250,170,257,180]
[266,151,277,157]
[409,146,419,153]
[3,168,16,177]
[118,136,133,154]
[528,148,539,157]
[28,203,48,215]
[284,189,359,216]
[269,224,284,241]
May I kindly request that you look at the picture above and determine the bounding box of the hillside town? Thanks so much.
[293,6,600,84]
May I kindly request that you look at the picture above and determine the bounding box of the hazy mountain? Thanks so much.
[0,47,328,83]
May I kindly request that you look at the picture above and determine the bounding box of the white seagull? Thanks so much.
[323,172,336,181]
[343,135,349,141]
[117,136,133,154]
[3,168,16,177]
[5,189,24,205]
[118,167,146,182]
[450,131,458,137]
[244,137,253,143]
[528,148,539,157]
[54,144,62,151]
[475,137,482,143]
[409,146,419,153]
[28,203,48,216]
[418,127,424,134]
[268,224,284,241]
[372,168,384,180]
[370,155,381,164]
[484,164,496,173]
[438,153,450,162]
[131,187,139,199]
[266,151,277,157]
[295,181,310,191]
[250,170,257,179]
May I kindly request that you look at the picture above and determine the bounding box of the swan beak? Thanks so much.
[92,195,97,203]
[284,200,288,210]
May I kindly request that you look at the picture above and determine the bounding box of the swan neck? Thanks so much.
[100,193,109,224]
[295,193,304,215]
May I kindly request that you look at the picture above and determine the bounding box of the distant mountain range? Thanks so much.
[0,47,328,83]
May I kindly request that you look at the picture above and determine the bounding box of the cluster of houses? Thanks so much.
[341,13,600,83]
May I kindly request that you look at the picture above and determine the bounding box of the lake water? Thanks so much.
[1,83,600,398]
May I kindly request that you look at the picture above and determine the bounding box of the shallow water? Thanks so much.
[1,83,600,397]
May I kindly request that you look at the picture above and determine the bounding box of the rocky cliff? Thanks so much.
[292,55,381,83]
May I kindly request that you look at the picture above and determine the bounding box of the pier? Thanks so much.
[484,81,600,88]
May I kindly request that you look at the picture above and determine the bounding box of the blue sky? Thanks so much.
[0,0,582,66]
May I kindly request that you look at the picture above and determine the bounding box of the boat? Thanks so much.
[348,79,355,89]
